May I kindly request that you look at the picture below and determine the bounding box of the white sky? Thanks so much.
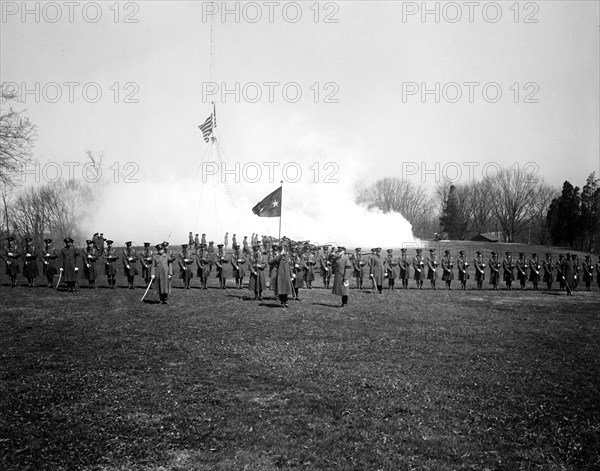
[1,1,598,246]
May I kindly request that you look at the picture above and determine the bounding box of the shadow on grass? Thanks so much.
[142,299,161,305]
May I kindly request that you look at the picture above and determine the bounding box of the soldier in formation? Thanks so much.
[104,240,118,289]
[83,239,98,288]
[23,237,39,287]
[123,241,139,289]
[426,248,437,290]
[399,248,410,289]
[488,251,500,291]
[42,238,58,288]
[474,250,485,290]
[412,248,424,290]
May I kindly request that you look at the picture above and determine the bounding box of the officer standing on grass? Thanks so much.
[320,245,332,289]
[270,242,294,307]
[332,246,351,307]
[595,256,600,290]
[151,243,173,304]
[370,247,385,294]
[59,237,80,292]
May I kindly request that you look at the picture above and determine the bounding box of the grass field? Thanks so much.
[1,242,599,470]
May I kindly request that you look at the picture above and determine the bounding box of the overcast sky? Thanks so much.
[1,1,598,246]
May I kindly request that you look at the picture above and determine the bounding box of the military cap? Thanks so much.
[505,251,511,255]
[491,251,497,255]
[217,243,224,248]
[355,247,361,252]
[459,250,465,254]
[44,238,52,244]
[162,241,169,247]
[182,244,188,248]
[585,254,591,259]
[100,233,104,236]
[64,237,74,243]
[233,244,240,249]
[558,254,564,258]
[444,250,450,254]
[519,252,524,256]
[374,247,382,252]
[126,241,133,246]
[476,250,482,254]
[531,253,537,257]
[545,253,551,257]
[252,244,260,249]
[416,248,422,253]
[387,249,394,253]
[155,244,163,250]
[401,248,407,252]
[429,248,435,252]
[271,244,279,249]
[93,232,98,236]
[337,246,346,252]
[106,240,114,245]
[25,237,33,242]
[6,236,15,241]
[86,240,93,244]
[209,241,214,244]
[566,252,571,257]
[144,242,150,247]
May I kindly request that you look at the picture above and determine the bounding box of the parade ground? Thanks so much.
[1,242,599,471]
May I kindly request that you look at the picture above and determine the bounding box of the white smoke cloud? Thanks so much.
[88,114,420,249]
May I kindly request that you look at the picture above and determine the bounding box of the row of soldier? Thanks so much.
[2,236,600,295]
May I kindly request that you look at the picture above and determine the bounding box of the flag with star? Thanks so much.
[252,187,282,217]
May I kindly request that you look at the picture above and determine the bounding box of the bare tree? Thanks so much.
[529,181,558,245]
[0,85,37,188]
[488,167,537,243]
[356,177,435,238]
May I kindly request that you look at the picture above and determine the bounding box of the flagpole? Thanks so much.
[278,180,283,244]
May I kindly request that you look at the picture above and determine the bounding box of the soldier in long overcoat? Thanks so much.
[151,244,173,304]
[582,255,593,291]
[503,251,514,290]
[398,248,410,289]
[516,253,528,290]
[4,236,21,287]
[488,251,500,290]
[412,248,425,290]
[528,253,541,291]
[332,246,352,307]
[269,244,294,307]
[178,244,195,289]
[370,247,385,293]
[104,240,118,288]
[59,237,80,292]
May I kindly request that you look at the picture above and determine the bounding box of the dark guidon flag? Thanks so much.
[252,187,282,217]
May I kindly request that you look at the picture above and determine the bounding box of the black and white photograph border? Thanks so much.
[1,1,599,470]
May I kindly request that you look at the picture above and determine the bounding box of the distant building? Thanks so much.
[470,232,502,243]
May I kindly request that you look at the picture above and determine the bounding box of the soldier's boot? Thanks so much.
[341,295,348,307]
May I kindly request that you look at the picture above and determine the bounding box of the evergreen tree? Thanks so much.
[439,185,467,239]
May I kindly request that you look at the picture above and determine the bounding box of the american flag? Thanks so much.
[198,113,214,142]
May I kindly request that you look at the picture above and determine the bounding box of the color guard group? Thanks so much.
[2,233,599,306]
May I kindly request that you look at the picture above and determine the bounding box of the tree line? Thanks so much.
[356,169,599,252]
